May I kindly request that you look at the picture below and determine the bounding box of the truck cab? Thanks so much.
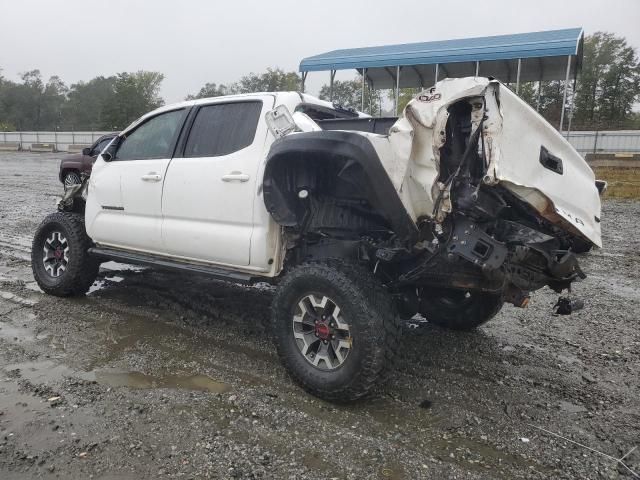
[85,92,352,275]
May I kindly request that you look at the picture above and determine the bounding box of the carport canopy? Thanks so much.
[299,28,584,128]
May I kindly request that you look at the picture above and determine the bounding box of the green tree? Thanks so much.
[0,70,69,130]
[185,82,231,100]
[233,68,300,93]
[573,32,640,129]
[101,71,164,129]
[318,76,381,115]
[386,87,422,113]
[64,76,116,130]
[40,75,68,130]
[515,32,640,130]
[186,68,300,100]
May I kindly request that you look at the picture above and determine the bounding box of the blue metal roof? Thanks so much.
[299,28,583,72]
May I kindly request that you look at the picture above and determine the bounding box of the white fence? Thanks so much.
[0,131,112,152]
[565,130,640,156]
[1,129,640,156]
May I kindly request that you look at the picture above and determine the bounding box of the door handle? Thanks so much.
[222,172,250,182]
[141,173,162,182]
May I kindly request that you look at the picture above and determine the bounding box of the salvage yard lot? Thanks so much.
[0,152,639,479]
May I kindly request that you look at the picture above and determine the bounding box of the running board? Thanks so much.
[88,247,253,284]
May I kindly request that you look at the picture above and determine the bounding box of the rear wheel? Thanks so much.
[31,212,99,296]
[271,261,401,402]
[419,288,503,331]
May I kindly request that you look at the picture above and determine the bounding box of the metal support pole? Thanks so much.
[475,61,480,77]
[329,70,336,103]
[361,69,366,112]
[434,64,439,85]
[395,65,400,115]
[19,131,23,150]
[559,55,572,131]
[515,58,522,94]
[566,76,577,139]
[536,80,543,112]
[301,72,307,93]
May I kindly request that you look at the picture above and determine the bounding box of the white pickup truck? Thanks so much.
[32,77,603,402]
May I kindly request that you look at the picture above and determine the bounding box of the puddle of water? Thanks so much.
[3,360,231,394]
[0,290,37,306]
[588,275,640,301]
[101,261,145,273]
[88,275,126,294]
[0,321,37,342]
[94,370,231,393]
[3,360,92,383]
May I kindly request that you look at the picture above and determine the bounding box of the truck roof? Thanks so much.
[121,92,365,135]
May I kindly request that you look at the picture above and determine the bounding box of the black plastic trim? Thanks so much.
[539,146,563,175]
[263,130,418,243]
[88,247,253,283]
[317,117,398,135]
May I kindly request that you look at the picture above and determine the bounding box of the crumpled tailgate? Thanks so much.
[494,86,602,247]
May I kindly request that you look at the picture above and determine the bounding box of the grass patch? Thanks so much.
[592,167,640,199]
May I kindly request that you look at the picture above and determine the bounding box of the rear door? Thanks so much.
[87,108,187,253]
[161,97,273,266]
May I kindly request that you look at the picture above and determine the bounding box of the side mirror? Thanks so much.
[102,152,113,162]
[82,147,91,156]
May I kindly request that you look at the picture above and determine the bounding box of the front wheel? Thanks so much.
[31,212,100,296]
[271,261,401,402]
[419,288,503,331]
[63,171,81,191]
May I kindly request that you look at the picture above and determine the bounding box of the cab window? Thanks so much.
[116,109,186,160]
[184,101,262,158]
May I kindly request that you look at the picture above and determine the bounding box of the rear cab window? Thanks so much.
[184,101,263,158]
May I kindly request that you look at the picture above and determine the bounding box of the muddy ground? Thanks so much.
[0,152,638,479]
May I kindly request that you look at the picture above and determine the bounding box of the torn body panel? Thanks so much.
[262,78,600,313]
[382,77,601,247]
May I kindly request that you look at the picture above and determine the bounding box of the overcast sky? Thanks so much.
[1,0,639,103]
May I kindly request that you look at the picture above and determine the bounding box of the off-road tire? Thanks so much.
[271,260,401,402]
[31,212,99,296]
[420,288,503,331]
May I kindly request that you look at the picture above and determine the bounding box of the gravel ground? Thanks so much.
[0,152,638,480]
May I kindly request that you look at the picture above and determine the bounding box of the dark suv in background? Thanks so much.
[58,133,117,189]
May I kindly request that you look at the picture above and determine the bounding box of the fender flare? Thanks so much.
[263,131,418,243]
[59,162,83,182]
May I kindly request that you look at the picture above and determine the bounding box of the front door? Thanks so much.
[86,108,187,253]
[161,97,273,266]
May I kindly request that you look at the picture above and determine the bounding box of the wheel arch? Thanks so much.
[59,167,81,183]
[263,131,418,244]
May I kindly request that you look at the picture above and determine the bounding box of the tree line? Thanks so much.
[0,70,164,131]
[0,32,638,132]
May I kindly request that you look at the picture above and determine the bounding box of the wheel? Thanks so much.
[419,288,503,331]
[271,261,401,402]
[31,212,100,297]
[63,171,81,191]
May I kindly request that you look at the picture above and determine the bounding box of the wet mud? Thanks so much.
[0,153,639,479]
